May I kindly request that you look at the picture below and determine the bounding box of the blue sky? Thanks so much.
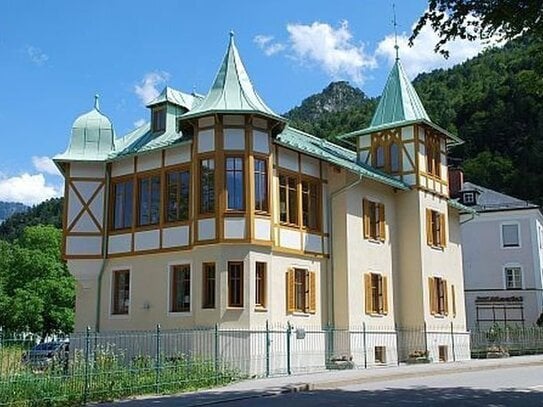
[0,0,494,205]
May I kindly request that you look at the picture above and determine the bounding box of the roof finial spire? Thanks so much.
[94,94,100,110]
[392,3,400,61]
[229,30,235,39]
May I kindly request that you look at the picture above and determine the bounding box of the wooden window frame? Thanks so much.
[426,209,446,249]
[389,140,402,173]
[199,157,215,215]
[374,346,386,364]
[111,269,130,315]
[254,157,269,213]
[426,132,441,178]
[301,177,321,232]
[286,268,316,314]
[228,261,244,308]
[170,264,191,313]
[137,172,161,227]
[202,262,216,309]
[279,172,299,226]
[164,166,191,224]
[371,136,402,173]
[151,107,166,133]
[429,276,448,316]
[373,142,386,170]
[255,262,267,308]
[111,177,134,231]
[505,266,523,290]
[225,155,245,212]
[363,199,385,242]
[364,272,388,315]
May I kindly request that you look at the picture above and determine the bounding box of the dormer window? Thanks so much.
[462,192,476,205]
[152,108,166,132]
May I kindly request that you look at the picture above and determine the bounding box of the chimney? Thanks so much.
[448,167,464,198]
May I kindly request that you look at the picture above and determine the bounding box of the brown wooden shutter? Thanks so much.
[426,209,433,246]
[440,213,447,248]
[379,203,386,241]
[443,279,449,316]
[286,268,295,313]
[451,284,456,318]
[363,199,370,239]
[428,277,436,315]
[364,273,372,314]
[308,271,316,314]
[382,275,389,315]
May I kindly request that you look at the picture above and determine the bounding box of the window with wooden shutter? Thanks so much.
[451,284,456,317]
[286,268,296,313]
[427,209,446,249]
[364,273,372,314]
[382,275,389,315]
[363,199,385,241]
[365,272,386,315]
[308,271,316,314]
[428,277,436,315]
[443,280,449,316]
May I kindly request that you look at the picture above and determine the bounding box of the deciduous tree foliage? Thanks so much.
[0,225,74,337]
[410,0,543,57]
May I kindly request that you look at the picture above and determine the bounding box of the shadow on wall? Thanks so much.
[100,386,543,406]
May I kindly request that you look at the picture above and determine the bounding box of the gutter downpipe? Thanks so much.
[95,164,111,333]
[459,212,477,225]
[327,173,364,328]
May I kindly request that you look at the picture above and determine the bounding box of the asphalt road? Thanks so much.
[217,365,543,406]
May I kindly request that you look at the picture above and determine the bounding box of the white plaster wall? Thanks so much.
[253,218,271,241]
[301,156,319,178]
[401,126,413,140]
[71,212,99,233]
[224,128,245,150]
[108,234,132,254]
[224,217,246,239]
[198,129,215,153]
[112,158,134,177]
[279,228,302,250]
[165,144,191,166]
[134,230,160,251]
[70,162,105,178]
[137,151,161,172]
[66,236,102,256]
[253,130,269,154]
[162,225,190,248]
[277,147,299,172]
[198,218,216,240]
[303,233,322,253]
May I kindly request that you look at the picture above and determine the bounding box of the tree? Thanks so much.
[0,225,75,337]
[411,0,543,56]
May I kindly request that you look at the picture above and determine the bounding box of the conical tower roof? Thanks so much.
[370,59,430,128]
[181,33,284,122]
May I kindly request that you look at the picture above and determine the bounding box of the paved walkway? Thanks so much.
[102,355,543,406]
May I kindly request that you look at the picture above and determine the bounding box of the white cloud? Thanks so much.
[25,45,49,66]
[0,173,61,206]
[253,35,286,56]
[133,118,146,128]
[134,71,170,105]
[376,22,502,78]
[286,20,376,84]
[32,156,60,176]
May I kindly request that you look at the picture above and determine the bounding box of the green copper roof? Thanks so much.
[370,59,430,129]
[448,198,478,214]
[55,95,115,161]
[147,86,204,110]
[181,33,285,122]
[276,126,409,190]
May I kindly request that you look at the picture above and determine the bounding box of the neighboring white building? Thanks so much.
[459,181,543,329]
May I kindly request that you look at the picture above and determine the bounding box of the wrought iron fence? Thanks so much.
[470,325,543,358]
[0,323,471,406]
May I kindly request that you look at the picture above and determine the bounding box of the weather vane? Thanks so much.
[392,3,399,61]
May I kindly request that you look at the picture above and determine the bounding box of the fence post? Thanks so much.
[286,322,292,375]
[450,322,456,362]
[265,320,270,377]
[214,323,219,384]
[83,326,91,404]
[363,322,367,369]
[155,324,161,394]
[423,321,428,356]
[395,323,400,366]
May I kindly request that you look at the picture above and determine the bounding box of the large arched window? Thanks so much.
[390,141,401,173]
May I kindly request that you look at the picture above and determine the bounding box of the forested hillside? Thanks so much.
[0,202,27,223]
[0,197,63,242]
[284,35,543,204]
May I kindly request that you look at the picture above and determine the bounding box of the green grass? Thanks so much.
[0,345,241,406]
